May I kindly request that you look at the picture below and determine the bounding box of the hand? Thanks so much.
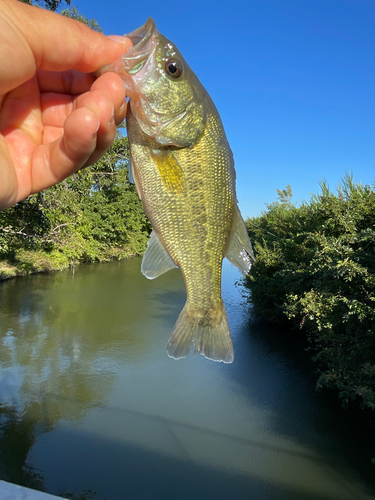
[0,0,132,210]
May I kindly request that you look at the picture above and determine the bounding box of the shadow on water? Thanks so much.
[49,426,368,500]
[0,402,356,500]
[0,258,374,500]
[228,306,375,495]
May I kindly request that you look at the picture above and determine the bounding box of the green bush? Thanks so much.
[0,135,151,276]
[245,177,375,410]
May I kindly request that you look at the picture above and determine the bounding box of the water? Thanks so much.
[0,258,374,500]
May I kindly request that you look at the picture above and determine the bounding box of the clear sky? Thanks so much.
[70,0,374,218]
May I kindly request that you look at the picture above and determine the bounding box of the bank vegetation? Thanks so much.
[245,177,375,412]
[0,135,150,280]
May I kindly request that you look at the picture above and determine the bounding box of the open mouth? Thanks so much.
[121,18,157,75]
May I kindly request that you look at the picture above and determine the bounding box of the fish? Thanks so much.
[101,18,255,363]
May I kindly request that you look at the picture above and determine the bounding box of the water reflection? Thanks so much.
[0,259,374,500]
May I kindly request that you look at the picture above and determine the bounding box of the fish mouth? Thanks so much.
[122,18,156,74]
[96,18,158,98]
[117,18,158,97]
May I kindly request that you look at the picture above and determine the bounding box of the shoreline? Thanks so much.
[0,247,141,282]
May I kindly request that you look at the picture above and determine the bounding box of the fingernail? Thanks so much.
[108,111,115,128]
[107,35,133,49]
[119,94,127,112]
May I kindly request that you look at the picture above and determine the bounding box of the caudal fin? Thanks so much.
[166,302,234,363]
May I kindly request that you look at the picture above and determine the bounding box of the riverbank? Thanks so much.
[0,246,141,281]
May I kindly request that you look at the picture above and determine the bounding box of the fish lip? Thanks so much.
[121,18,157,74]
[124,17,155,49]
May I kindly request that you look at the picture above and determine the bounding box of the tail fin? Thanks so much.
[166,302,234,363]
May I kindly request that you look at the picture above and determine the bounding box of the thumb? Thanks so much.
[0,0,131,87]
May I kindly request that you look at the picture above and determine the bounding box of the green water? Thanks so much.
[0,258,374,500]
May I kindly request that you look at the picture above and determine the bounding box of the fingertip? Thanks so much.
[63,107,99,161]
[90,72,126,124]
[116,95,127,124]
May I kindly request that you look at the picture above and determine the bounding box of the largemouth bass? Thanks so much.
[102,18,254,363]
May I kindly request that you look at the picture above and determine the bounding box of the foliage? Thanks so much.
[0,135,150,276]
[61,6,102,31]
[18,0,70,11]
[245,176,375,411]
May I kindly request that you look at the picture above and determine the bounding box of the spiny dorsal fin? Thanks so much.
[127,156,135,184]
[127,153,142,200]
[150,149,185,194]
[141,230,177,280]
[225,206,255,274]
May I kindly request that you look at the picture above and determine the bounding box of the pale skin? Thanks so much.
[0,0,132,210]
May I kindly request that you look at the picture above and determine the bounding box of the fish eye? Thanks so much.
[165,59,183,78]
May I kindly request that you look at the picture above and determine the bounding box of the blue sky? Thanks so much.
[71,0,374,218]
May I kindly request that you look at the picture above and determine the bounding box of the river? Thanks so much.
[0,258,374,500]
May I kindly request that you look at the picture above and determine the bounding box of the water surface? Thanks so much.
[0,258,374,500]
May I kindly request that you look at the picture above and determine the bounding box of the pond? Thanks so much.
[0,258,374,500]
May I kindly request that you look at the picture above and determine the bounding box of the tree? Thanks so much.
[61,6,101,31]
[18,0,70,12]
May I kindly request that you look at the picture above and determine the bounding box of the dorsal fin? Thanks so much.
[127,153,142,200]
[127,156,135,184]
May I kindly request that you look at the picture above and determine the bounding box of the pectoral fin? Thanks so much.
[225,206,255,273]
[141,230,177,279]
[150,150,185,194]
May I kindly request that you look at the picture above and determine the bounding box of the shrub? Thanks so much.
[245,176,375,410]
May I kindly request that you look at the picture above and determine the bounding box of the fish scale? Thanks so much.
[101,18,255,362]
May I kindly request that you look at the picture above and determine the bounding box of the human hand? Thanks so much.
[0,0,132,210]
